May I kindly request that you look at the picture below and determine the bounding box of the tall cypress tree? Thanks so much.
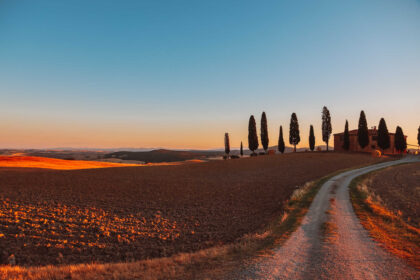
[224,133,230,157]
[394,126,406,153]
[309,125,315,151]
[248,115,259,154]
[418,126,420,148]
[289,113,300,152]
[278,126,285,154]
[357,110,369,149]
[260,112,269,153]
[322,106,332,151]
[240,141,243,157]
[343,120,350,151]
[377,118,390,152]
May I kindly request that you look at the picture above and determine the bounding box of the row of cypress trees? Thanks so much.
[225,109,416,156]
[245,107,332,155]
[343,110,407,153]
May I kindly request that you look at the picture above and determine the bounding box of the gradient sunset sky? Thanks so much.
[1,0,419,149]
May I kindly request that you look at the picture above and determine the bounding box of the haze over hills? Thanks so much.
[0,145,332,163]
[104,149,223,163]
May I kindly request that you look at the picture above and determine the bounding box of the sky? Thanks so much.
[0,0,419,149]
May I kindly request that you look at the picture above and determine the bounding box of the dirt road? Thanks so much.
[229,156,420,280]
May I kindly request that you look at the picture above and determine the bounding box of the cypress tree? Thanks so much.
[343,120,350,151]
[289,113,300,152]
[322,106,332,151]
[260,112,269,153]
[278,126,285,154]
[357,110,369,149]
[309,125,315,151]
[224,133,230,157]
[394,126,406,153]
[377,118,390,152]
[240,141,243,156]
[418,126,420,148]
[248,115,259,154]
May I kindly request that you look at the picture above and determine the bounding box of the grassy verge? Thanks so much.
[0,161,390,280]
[349,169,420,269]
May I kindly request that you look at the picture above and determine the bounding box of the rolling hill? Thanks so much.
[104,149,223,163]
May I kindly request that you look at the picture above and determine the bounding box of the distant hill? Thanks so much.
[1,145,334,164]
[104,149,224,163]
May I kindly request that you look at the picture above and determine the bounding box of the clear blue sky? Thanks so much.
[1,0,419,149]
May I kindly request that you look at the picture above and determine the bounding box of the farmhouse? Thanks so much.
[333,127,406,154]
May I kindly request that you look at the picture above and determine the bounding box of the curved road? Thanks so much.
[228,156,420,280]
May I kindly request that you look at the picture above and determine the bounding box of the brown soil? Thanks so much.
[0,152,385,266]
[367,162,420,226]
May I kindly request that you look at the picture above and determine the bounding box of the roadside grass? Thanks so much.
[0,160,391,280]
[349,170,420,269]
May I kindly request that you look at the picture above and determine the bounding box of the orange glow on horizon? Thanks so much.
[0,156,142,170]
[0,156,205,170]
[0,113,418,151]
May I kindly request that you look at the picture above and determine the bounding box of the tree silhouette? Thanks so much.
[377,118,390,152]
[394,126,406,153]
[240,141,243,157]
[289,113,300,152]
[343,120,350,151]
[248,115,259,154]
[322,106,332,151]
[357,110,369,149]
[309,125,315,151]
[224,133,230,157]
[260,112,269,153]
[278,126,285,154]
[418,126,420,148]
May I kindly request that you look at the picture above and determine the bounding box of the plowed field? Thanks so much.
[366,162,420,226]
[0,152,386,266]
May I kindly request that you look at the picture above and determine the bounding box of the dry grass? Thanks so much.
[350,174,420,269]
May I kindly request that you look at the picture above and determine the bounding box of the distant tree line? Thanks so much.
[351,110,407,153]
[224,106,412,158]
[245,106,331,155]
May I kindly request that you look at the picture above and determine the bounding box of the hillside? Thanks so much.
[104,149,223,163]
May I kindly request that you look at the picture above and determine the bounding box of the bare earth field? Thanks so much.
[367,162,420,226]
[0,153,386,267]
[351,160,420,268]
